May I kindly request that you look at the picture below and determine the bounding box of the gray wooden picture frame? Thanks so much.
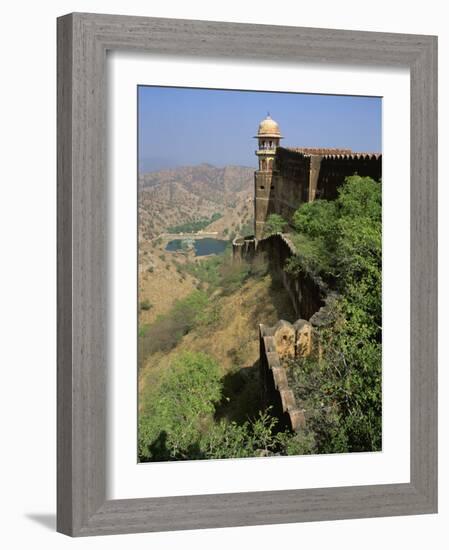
[57,12,438,537]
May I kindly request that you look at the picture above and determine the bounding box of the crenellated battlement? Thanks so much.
[259,296,337,433]
[254,143,382,238]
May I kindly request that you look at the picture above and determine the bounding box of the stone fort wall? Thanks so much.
[255,147,382,238]
[236,142,381,432]
[258,288,336,433]
[259,320,309,432]
[256,233,325,319]
[232,233,326,319]
[233,232,330,433]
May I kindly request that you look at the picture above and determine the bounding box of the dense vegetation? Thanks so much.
[167,212,222,234]
[286,175,382,453]
[139,351,313,461]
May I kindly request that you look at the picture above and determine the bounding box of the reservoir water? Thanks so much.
[165,238,228,256]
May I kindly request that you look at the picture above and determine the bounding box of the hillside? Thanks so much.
[138,164,255,240]
[138,264,297,424]
[138,163,256,325]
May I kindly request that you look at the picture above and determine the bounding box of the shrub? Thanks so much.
[240,221,255,236]
[139,352,222,460]
[263,213,287,237]
[140,299,152,311]
[220,261,251,295]
[183,254,224,288]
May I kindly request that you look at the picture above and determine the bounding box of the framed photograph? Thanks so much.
[57,12,437,536]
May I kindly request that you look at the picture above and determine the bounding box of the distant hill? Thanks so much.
[139,164,254,240]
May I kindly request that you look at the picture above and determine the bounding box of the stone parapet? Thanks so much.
[260,318,314,431]
[232,235,257,263]
[259,297,336,433]
[259,324,307,432]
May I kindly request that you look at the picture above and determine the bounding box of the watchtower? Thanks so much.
[254,114,282,239]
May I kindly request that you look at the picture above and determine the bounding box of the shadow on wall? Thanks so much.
[257,233,325,319]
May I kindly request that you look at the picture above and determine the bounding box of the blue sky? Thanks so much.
[138,86,382,173]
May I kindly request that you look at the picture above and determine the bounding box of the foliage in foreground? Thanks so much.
[139,352,221,460]
[286,175,382,453]
[138,351,310,461]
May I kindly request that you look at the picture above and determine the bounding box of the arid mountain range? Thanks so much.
[138,164,255,241]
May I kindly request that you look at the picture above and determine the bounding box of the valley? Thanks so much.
[138,164,255,325]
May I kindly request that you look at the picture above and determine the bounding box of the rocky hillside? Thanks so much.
[139,164,255,240]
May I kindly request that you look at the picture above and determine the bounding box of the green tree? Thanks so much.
[139,352,222,460]
[171,290,210,330]
[292,199,337,239]
[263,213,287,237]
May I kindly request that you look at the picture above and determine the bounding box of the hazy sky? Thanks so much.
[138,86,382,173]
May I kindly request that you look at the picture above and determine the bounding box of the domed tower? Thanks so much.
[254,114,282,239]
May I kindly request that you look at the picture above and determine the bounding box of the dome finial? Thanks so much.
[255,114,282,138]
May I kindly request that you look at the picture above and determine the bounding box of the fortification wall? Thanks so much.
[256,233,325,319]
[270,148,310,223]
[259,321,309,432]
[231,232,333,433]
[316,153,382,200]
[254,147,382,232]
[232,233,325,318]
[259,297,336,433]
[254,171,276,239]
[232,235,257,263]
[239,133,381,435]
